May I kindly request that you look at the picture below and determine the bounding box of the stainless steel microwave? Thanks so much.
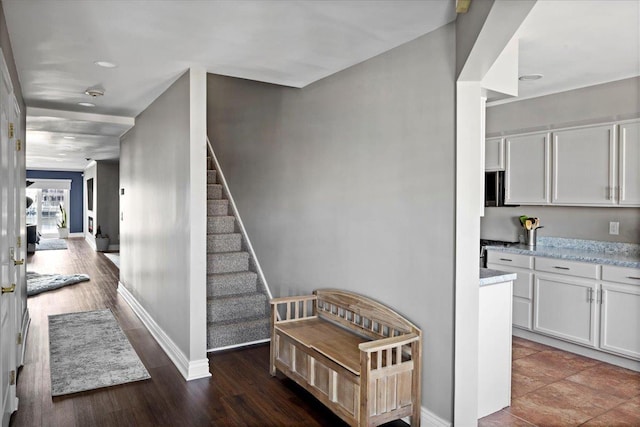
[485,171,509,207]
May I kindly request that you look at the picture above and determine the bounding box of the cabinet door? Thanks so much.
[552,125,616,205]
[485,138,504,171]
[533,274,597,347]
[487,259,534,330]
[505,133,550,204]
[619,121,640,206]
[599,282,640,360]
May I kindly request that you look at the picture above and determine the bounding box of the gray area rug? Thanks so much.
[26,272,90,296]
[104,253,120,269]
[38,239,68,251]
[48,309,150,396]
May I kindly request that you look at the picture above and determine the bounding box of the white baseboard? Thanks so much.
[69,232,84,238]
[19,309,30,367]
[117,282,211,381]
[422,406,451,427]
[85,236,96,250]
[207,338,270,353]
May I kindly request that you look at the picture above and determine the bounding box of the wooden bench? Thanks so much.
[270,289,422,427]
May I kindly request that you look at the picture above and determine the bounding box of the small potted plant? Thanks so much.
[94,225,110,252]
[57,204,69,239]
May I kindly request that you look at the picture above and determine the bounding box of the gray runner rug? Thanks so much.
[37,239,68,251]
[27,272,90,296]
[48,309,150,396]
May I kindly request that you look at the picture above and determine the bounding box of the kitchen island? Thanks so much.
[478,268,517,419]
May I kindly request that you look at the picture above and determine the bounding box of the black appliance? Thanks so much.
[485,171,515,207]
[480,239,519,268]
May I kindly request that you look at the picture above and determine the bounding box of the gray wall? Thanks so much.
[483,77,640,244]
[208,24,455,421]
[120,71,201,359]
[96,160,120,244]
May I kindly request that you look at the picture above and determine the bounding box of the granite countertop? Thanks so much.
[486,237,640,269]
[479,268,517,287]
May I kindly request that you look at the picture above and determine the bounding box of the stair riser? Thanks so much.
[207,296,267,322]
[207,319,270,350]
[207,200,229,216]
[207,253,249,274]
[207,235,242,253]
[207,185,222,200]
[207,217,235,234]
[207,272,258,297]
[207,170,217,184]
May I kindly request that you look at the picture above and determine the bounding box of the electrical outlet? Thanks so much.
[609,221,619,235]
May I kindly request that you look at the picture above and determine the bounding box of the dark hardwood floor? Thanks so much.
[11,238,407,427]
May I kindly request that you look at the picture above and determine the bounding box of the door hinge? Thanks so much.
[15,139,22,151]
[9,122,14,139]
[16,236,21,248]
[9,370,15,386]
[17,332,22,345]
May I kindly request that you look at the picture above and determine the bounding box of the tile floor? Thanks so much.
[479,337,640,426]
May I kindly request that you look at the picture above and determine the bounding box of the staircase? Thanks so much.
[206,154,271,350]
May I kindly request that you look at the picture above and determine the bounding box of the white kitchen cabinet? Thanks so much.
[504,132,550,204]
[485,137,504,171]
[533,274,598,347]
[599,282,640,360]
[552,124,616,206]
[487,251,534,330]
[618,120,640,206]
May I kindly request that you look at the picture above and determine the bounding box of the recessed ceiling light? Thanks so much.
[78,102,95,107]
[63,136,75,140]
[519,74,544,81]
[94,60,118,68]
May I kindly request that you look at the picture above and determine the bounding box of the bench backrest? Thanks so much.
[314,288,421,341]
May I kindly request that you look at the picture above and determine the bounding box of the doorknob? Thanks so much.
[13,259,24,266]
[1,284,16,294]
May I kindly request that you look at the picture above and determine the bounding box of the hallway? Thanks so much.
[14,238,394,426]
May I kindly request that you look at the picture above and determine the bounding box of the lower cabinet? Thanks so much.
[486,249,640,362]
[533,274,598,348]
[600,282,640,360]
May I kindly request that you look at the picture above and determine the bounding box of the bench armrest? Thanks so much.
[358,332,420,353]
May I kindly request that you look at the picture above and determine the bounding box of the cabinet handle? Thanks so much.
[626,276,640,280]
[553,266,570,270]
[499,258,512,262]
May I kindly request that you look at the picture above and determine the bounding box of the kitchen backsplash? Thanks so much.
[481,205,640,244]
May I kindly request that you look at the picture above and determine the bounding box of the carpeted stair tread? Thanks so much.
[207,199,229,216]
[207,292,268,322]
[207,216,235,234]
[207,184,222,200]
[207,170,217,184]
[207,251,249,274]
[207,316,270,350]
[207,271,258,297]
[207,233,242,253]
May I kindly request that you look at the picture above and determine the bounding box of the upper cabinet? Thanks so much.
[489,120,640,207]
[619,120,640,206]
[552,125,616,206]
[485,138,504,171]
[504,133,550,205]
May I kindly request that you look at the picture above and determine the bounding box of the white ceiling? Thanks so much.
[2,0,639,171]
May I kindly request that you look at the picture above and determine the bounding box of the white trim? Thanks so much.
[206,137,273,301]
[117,282,211,381]
[207,338,270,353]
[69,232,84,238]
[26,178,72,190]
[19,309,30,368]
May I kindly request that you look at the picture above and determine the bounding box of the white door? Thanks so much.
[619,121,640,206]
[11,96,25,367]
[0,53,17,426]
[504,132,550,204]
[533,274,598,347]
[599,282,640,360]
[552,124,617,205]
